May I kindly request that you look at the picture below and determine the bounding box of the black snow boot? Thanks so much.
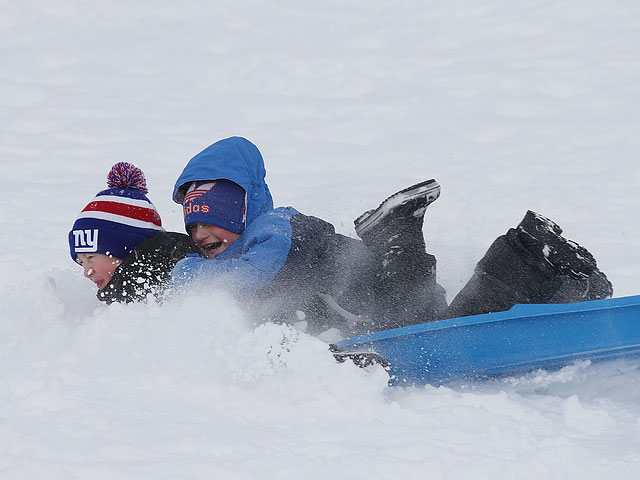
[514,210,613,303]
[355,180,447,328]
[447,210,613,319]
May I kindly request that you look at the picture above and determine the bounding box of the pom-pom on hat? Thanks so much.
[69,162,164,262]
[183,179,246,234]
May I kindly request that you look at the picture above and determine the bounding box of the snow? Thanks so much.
[2,1,640,478]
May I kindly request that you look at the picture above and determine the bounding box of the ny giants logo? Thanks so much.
[73,229,99,252]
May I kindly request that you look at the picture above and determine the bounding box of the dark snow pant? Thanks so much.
[369,227,448,330]
[372,248,448,330]
[444,225,612,320]
[257,212,611,335]
[378,217,612,328]
[446,229,561,319]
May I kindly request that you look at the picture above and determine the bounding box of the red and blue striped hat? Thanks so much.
[69,163,164,262]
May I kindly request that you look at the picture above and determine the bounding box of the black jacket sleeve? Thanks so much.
[98,232,199,304]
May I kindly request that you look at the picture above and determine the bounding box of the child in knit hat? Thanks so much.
[69,162,198,303]
[181,179,246,258]
[171,136,613,337]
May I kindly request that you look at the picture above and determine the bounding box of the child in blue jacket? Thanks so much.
[171,136,612,336]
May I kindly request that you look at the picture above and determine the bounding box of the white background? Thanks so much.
[1,1,640,478]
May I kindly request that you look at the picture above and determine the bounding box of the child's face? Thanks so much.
[76,253,123,290]
[190,223,241,258]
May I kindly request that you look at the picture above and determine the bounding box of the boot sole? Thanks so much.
[355,179,440,236]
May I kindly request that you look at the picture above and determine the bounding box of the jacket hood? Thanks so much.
[173,137,274,227]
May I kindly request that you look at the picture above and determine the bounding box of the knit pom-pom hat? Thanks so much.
[69,162,164,262]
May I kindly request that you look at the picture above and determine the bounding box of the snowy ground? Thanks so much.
[2,1,640,478]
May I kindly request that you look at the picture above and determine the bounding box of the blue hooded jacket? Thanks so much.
[171,137,377,332]
[173,136,274,227]
[172,137,298,292]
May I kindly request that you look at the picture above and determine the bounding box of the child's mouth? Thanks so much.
[202,242,223,254]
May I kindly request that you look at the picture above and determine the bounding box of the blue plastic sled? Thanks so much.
[332,295,640,386]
